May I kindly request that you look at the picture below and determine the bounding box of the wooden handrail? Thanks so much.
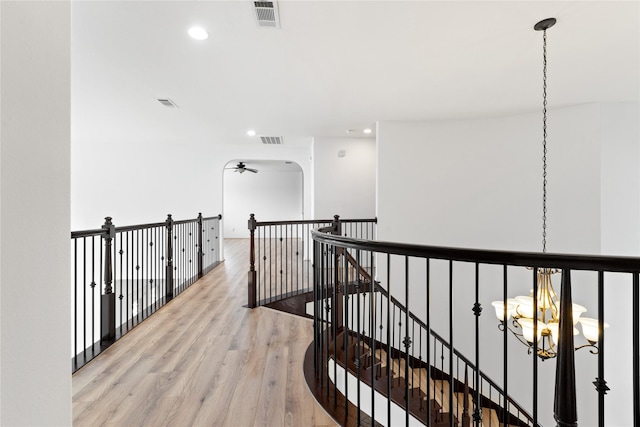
[312,229,640,274]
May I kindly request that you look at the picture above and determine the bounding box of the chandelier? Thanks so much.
[490,18,609,361]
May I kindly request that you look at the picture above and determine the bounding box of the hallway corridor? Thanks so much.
[72,239,336,427]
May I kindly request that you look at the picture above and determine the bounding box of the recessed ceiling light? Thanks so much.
[188,27,209,40]
[247,130,256,136]
[363,128,373,134]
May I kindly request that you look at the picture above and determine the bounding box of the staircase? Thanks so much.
[264,241,536,426]
[305,240,532,426]
[327,328,525,427]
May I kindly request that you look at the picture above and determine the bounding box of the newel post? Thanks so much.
[331,214,341,236]
[197,213,204,279]
[165,214,174,301]
[554,269,578,427]
[100,217,116,343]
[248,213,257,308]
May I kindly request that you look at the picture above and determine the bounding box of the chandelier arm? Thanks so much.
[502,321,537,348]
[576,343,600,355]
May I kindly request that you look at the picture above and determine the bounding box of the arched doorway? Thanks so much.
[222,159,304,238]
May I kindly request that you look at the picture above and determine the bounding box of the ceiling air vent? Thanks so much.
[261,136,283,145]
[254,1,280,28]
[157,98,178,108]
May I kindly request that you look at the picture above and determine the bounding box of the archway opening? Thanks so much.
[222,159,304,238]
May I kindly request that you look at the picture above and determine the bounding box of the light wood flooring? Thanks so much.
[72,238,337,427]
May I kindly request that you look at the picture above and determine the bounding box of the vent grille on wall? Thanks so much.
[261,136,283,145]
[157,98,178,108]
[254,1,280,28]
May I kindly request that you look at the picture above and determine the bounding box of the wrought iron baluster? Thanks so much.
[449,260,454,427]
[532,267,539,426]
[386,253,392,427]
[404,256,411,425]
[426,258,432,425]
[633,273,639,427]
[503,264,508,426]
[73,238,78,366]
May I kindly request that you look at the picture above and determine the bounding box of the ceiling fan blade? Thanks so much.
[246,168,258,173]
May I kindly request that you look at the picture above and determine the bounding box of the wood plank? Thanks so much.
[190,349,249,426]
[254,341,290,426]
[221,345,266,426]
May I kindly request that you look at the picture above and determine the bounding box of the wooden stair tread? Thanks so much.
[374,348,388,367]
[431,379,453,413]
[482,407,500,426]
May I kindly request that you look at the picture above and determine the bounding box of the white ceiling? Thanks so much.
[71,1,639,146]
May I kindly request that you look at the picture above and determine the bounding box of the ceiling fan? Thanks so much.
[226,162,258,174]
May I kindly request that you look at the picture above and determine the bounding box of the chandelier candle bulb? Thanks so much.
[578,317,610,344]
[492,300,516,321]
[515,296,536,318]
[517,318,546,344]
[553,301,587,325]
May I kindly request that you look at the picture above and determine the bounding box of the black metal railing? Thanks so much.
[311,221,640,427]
[247,214,376,308]
[71,213,222,373]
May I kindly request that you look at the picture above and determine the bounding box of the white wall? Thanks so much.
[600,103,640,255]
[376,103,638,426]
[313,137,376,219]
[599,102,640,427]
[0,2,72,425]
[223,164,303,238]
[71,141,312,232]
[377,105,601,253]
